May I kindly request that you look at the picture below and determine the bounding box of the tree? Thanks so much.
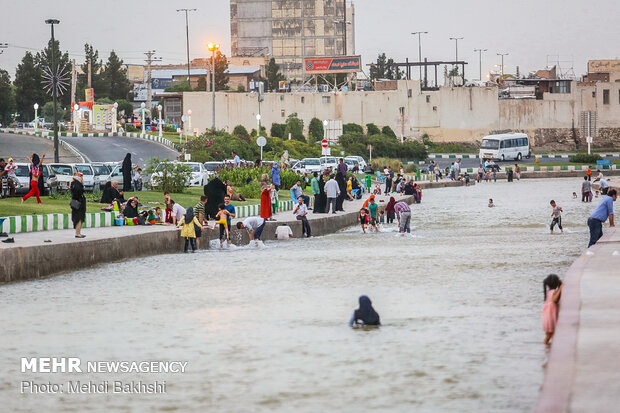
[270,122,285,139]
[382,126,397,138]
[196,77,206,91]
[165,81,193,92]
[369,53,403,80]
[213,51,229,91]
[77,44,105,101]
[233,125,249,139]
[41,101,67,122]
[14,52,45,121]
[284,113,304,141]
[343,123,363,134]
[116,99,133,118]
[0,69,15,124]
[366,123,381,135]
[308,117,324,142]
[101,50,131,100]
[265,58,285,91]
[36,39,71,106]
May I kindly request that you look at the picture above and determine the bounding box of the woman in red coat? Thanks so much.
[260,173,274,221]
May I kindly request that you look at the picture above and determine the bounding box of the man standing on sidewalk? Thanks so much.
[294,196,311,237]
[587,189,616,247]
[324,174,340,214]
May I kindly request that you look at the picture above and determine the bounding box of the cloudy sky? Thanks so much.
[1,0,618,79]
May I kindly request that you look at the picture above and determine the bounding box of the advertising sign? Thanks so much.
[304,56,361,74]
[85,88,94,102]
[588,60,620,73]
[93,105,114,130]
[151,78,174,89]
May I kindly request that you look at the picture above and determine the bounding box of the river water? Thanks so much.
[0,178,593,412]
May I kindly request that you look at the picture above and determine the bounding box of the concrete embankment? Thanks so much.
[535,215,620,411]
[0,180,468,284]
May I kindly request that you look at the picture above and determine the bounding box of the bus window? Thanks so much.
[500,141,506,149]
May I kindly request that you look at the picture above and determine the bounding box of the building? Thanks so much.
[230,0,355,81]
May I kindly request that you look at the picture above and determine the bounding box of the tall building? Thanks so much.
[230,0,355,81]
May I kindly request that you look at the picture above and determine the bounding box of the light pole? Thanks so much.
[207,43,220,130]
[333,20,352,55]
[176,8,197,82]
[474,48,487,81]
[112,102,118,133]
[411,31,428,84]
[187,109,192,138]
[140,102,146,135]
[256,113,261,137]
[497,53,509,77]
[73,103,79,133]
[157,104,163,138]
[45,18,60,162]
[449,36,464,80]
[181,114,187,146]
[33,103,39,133]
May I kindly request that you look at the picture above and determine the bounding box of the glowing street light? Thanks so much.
[73,103,79,133]
[207,43,220,130]
[157,104,163,138]
[112,102,118,133]
[33,103,39,133]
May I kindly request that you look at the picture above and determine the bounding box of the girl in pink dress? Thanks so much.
[542,274,563,345]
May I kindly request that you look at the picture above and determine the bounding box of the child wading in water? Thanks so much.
[177,207,200,253]
[542,274,563,344]
[359,208,369,233]
[549,200,563,234]
[211,204,230,248]
[488,198,495,208]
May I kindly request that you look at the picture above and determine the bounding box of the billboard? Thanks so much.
[93,105,114,130]
[85,88,94,102]
[304,56,361,74]
[588,60,620,73]
[151,78,173,89]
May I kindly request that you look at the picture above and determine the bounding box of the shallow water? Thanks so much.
[0,178,593,412]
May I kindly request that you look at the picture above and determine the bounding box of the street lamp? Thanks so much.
[411,31,428,85]
[33,103,39,133]
[207,43,220,130]
[140,102,146,135]
[256,113,261,137]
[176,8,197,82]
[474,48,488,81]
[449,36,464,80]
[73,103,79,133]
[187,109,192,137]
[497,52,509,77]
[45,18,60,162]
[333,20,352,55]
[157,104,163,138]
[112,102,118,133]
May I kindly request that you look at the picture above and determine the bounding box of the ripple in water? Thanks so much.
[0,178,591,412]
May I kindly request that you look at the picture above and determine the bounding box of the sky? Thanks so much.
[1,0,619,80]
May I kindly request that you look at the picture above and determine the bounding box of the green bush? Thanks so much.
[144,157,192,193]
[217,165,299,189]
[569,153,602,163]
[284,113,305,141]
[125,124,138,132]
[371,158,405,172]
[343,123,363,134]
[404,163,417,173]
[233,124,249,139]
[366,123,381,135]
[237,85,246,92]
[382,126,397,138]
[270,123,285,138]
[164,124,177,133]
[237,181,262,199]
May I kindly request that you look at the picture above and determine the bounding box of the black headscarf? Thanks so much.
[204,176,227,219]
[353,296,381,326]
[124,198,139,218]
[122,153,132,191]
[184,206,195,224]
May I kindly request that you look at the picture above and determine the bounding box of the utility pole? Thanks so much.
[176,8,197,82]
[474,48,487,81]
[449,36,464,78]
[343,0,347,55]
[70,59,76,106]
[411,31,428,85]
[497,52,509,77]
[144,50,161,110]
[45,19,60,163]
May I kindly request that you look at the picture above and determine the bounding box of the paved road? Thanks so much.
[62,136,179,164]
[0,133,79,162]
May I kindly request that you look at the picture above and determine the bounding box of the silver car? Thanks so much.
[91,163,112,190]
[13,163,58,195]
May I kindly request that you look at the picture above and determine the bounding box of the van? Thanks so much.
[479,133,530,161]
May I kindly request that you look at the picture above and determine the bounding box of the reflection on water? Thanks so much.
[0,178,592,412]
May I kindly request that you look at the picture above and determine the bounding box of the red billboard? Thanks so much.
[304,56,361,74]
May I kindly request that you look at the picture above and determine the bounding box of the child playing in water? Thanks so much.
[542,274,563,344]
[359,208,369,233]
[488,198,495,207]
[549,200,563,234]
[211,204,230,247]
[378,209,385,224]
[572,192,577,199]
[176,207,200,253]
[368,197,379,231]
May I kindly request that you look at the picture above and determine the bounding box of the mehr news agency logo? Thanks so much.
[20,357,188,395]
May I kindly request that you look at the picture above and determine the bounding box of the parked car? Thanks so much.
[319,156,338,171]
[292,158,322,174]
[151,161,209,187]
[13,163,58,195]
[344,156,368,171]
[91,163,112,190]
[108,165,124,187]
[48,163,75,192]
[203,161,225,177]
[70,163,96,192]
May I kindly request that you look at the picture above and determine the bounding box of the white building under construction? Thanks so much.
[230,0,355,81]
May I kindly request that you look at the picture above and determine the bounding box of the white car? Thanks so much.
[203,162,225,177]
[12,163,58,195]
[70,163,96,192]
[319,156,338,171]
[294,158,322,174]
[91,163,112,190]
[49,163,75,192]
[345,156,368,171]
[151,161,209,187]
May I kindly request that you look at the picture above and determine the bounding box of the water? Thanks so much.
[0,178,593,412]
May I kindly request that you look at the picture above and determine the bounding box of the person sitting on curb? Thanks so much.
[275,224,293,240]
[236,216,266,246]
[293,196,311,237]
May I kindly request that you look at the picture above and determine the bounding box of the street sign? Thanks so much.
[322,147,331,156]
[321,139,328,148]
[586,136,593,144]
[256,136,267,147]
